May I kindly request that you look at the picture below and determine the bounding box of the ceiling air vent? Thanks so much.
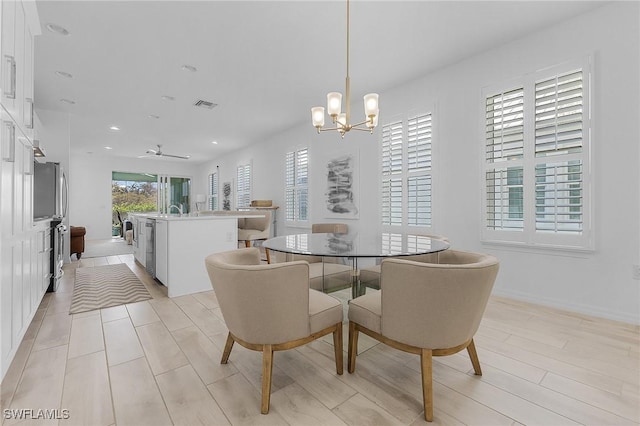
[193,99,218,110]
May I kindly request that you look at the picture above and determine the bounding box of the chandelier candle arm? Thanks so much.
[310,0,379,137]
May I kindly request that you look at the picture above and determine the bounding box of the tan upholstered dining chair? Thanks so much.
[347,250,499,422]
[204,247,344,414]
[238,210,272,263]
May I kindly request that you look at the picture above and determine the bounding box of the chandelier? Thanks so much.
[311,0,379,137]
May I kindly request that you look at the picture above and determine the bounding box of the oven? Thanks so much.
[48,219,67,292]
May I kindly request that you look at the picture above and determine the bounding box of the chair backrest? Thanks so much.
[244,210,271,232]
[205,247,310,344]
[311,223,348,234]
[380,250,499,349]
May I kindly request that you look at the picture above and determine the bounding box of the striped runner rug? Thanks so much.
[70,263,152,314]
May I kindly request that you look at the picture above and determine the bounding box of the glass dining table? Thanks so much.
[263,232,450,298]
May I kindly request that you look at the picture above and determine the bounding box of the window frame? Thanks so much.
[481,56,593,251]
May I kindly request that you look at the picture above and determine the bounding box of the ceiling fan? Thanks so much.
[142,144,190,160]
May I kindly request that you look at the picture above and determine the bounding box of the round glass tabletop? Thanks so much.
[263,232,450,258]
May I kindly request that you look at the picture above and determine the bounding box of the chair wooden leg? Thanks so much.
[265,248,271,264]
[421,348,433,422]
[466,338,482,375]
[333,323,343,375]
[245,240,251,248]
[221,333,234,364]
[347,321,359,374]
[261,344,274,414]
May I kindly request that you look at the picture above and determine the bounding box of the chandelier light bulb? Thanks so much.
[327,92,342,117]
[364,93,379,117]
[311,107,325,128]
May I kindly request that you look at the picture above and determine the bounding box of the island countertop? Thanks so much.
[130,212,264,221]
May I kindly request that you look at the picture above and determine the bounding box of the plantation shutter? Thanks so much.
[236,164,251,208]
[485,87,524,231]
[296,149,308,221]
[407,113,432,227]
[381,121,403,226]
[535,71,583,157]
[534,70,584,234]
[208,173,218,210]
[486,88,524,162]
[285,149,309,222]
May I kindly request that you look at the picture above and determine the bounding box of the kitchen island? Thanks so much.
[130,213,263,297]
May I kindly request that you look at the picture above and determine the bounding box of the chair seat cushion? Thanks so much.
[308,290,343,333]
[238,228,269,241]
[348,291,381,333]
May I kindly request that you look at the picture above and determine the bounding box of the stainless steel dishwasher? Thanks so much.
[145,218,156,278]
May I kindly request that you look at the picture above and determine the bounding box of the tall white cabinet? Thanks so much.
[0,0,42,381]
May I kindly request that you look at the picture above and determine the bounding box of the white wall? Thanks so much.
[195,3,640,324]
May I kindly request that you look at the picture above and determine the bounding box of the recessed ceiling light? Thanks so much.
[161,95,175,101]
[104,146,113,150]
[46,23,69,36]
[148,114,160,119]
[59,98,75,105]
[55,71,73,79]
[211,141,218,145]
[109,126,120,131]
[181,64,197,72]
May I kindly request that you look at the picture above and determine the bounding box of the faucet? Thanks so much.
[168,204,183,216]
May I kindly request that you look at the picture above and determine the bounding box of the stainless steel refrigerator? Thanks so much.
[34,162,68,220]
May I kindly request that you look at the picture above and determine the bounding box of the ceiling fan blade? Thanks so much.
[161,153,191,160]
[146,149,157,154]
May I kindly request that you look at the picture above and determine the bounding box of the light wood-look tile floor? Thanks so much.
[1,254,639,425]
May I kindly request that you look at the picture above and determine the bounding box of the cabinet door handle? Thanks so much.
[3,55,16,99]
[25,98,33,129]
[24,141,33,175]
[2,121,15,162]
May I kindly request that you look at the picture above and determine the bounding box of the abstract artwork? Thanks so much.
[222,182,231,210]
[325,152,358,218]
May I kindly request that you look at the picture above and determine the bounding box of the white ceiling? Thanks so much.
[34,0,605,163]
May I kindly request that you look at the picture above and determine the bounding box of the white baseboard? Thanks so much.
[492,288,640,326]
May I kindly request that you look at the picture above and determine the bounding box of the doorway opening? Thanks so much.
[111,172,158,236]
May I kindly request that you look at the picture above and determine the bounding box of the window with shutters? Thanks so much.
[285,148,309,224]
[208,172,218,210]
[236,163,251,209]
[482,57,592,250]
[381,112,433,230]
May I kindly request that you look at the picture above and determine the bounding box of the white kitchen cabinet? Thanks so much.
[155,219,168,284]
[0,0,41,381]
[0,239,14,362]
[1,0,17,114]
[32,221,50,306]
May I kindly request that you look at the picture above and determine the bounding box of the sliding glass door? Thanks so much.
[158,175,191,214]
